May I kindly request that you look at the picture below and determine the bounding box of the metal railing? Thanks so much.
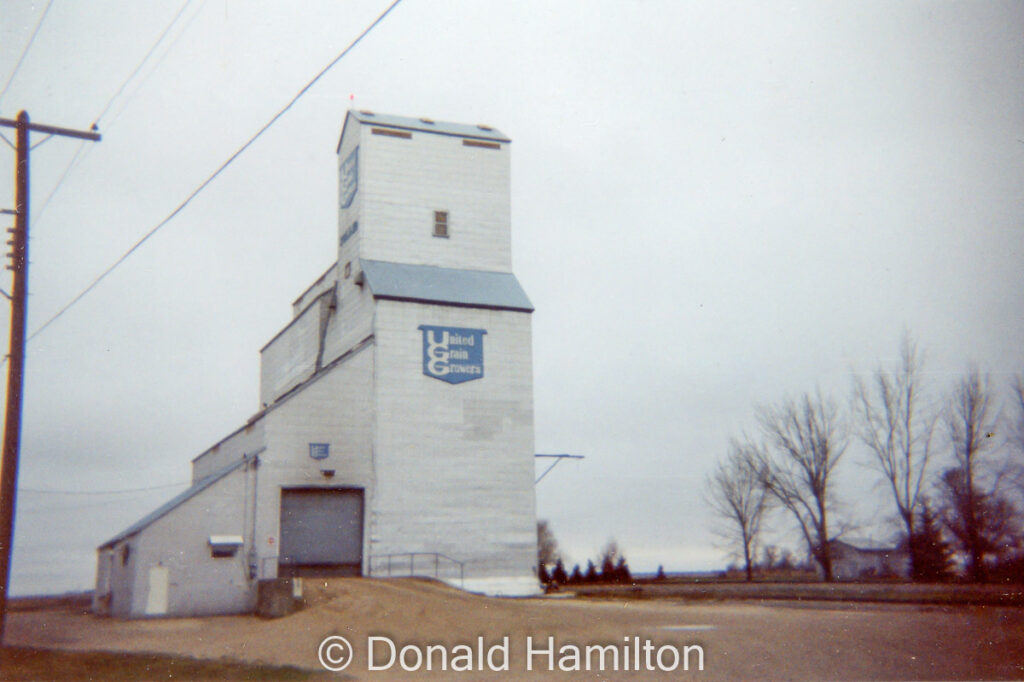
[369,552,465,588]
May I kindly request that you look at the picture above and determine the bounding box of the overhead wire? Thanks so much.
[31,0,201,234]
[18,480,192,512]
[0,0,54,109]
[19,481,190,495]
[100,0,209,130]
[92,0,192,126]
[27,0,403,343]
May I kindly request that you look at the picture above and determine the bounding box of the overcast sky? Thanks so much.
[0,0,1021,595]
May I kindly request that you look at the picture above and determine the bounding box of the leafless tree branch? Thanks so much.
[705,439,773,581]
[756,390,847,581]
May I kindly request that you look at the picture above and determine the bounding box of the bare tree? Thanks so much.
[852,334,936,580]
[706,440,771,581]
[943,368,998,582]
[1006,374,1024,505]
[537,519,560,568]
[757,391,847,582]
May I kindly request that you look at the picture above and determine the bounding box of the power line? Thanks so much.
[93,0,192,126]
[0,1,54,109]
[102,0,209,130]
[29,140,88,232]
[19,481,190,496]
[32,1,204,235]
[27,0,403,343]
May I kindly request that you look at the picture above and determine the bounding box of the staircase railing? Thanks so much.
[368,552,465,588]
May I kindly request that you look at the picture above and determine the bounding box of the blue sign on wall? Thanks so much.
[339,220,358,247]
[309,443,330,460]
[339,147,358,208]
[419,325,487,384]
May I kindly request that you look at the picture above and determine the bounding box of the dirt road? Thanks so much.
[7,579,1024,680]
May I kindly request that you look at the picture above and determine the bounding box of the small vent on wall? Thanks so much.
[419,117,435,125]
[463,139,501,150]
[371,127,411,139]
[477,124,493,131]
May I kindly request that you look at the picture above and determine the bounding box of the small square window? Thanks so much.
[434,211,449,238]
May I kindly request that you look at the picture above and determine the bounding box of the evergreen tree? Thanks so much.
[551,558,568,585]
[655,565,666,581]
[569,564,583,584]
[584,559,598,583]
[538,562,551,585]
[600,555,616,583]
[614,556,632,584]
[908,502,953,581]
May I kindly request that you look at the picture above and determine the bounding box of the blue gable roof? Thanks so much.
[337,110,510,151]
[360,259,533,312]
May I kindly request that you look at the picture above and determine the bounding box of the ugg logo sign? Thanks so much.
[339,147,358,208]
[419,325,486,384]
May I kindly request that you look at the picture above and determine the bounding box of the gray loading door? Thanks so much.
[279,488,364,577]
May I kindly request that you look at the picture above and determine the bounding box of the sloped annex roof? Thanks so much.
[337,110,510,151]
[360,259,533,312]
[99,452,260,549]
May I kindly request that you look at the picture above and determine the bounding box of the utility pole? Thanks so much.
[0,111,99,644]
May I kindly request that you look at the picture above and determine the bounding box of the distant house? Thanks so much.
[824,540,910,581]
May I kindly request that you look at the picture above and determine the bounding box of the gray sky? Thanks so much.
[0,0,1021,594]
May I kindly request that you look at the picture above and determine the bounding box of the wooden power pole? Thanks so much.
[0,111,99,644]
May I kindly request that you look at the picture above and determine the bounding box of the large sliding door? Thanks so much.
[279,488,364,577]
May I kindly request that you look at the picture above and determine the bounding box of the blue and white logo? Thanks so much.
[419,325,486,384]
[339,147,358,208]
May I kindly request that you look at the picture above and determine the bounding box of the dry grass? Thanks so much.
[0,646,327,681]
[572,580,1024,606]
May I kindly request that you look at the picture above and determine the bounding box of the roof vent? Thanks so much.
[420,117,435,124]
[477,124,493,131]
[359,110,375,116]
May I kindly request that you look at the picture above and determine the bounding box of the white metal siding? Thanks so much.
[123,463,257,617]
[370,300,536,591]
[191,420,265,482]
[292,263,338,317]
[259,294,330,406]
[357,125,512,273]
[254,345,376,579]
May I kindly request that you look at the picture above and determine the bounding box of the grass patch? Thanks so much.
[0,646,326,681]
[571,581,1024,606]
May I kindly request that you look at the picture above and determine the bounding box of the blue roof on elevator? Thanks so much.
[360,259,533,312]
[349,110,510,141]
[341,110,511,145]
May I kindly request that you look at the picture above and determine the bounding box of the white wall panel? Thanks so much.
[259,295,328,406]
[191,420,265,482]
[370,300,536,592]
[254,345,376,578]
[357,126,512,273]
